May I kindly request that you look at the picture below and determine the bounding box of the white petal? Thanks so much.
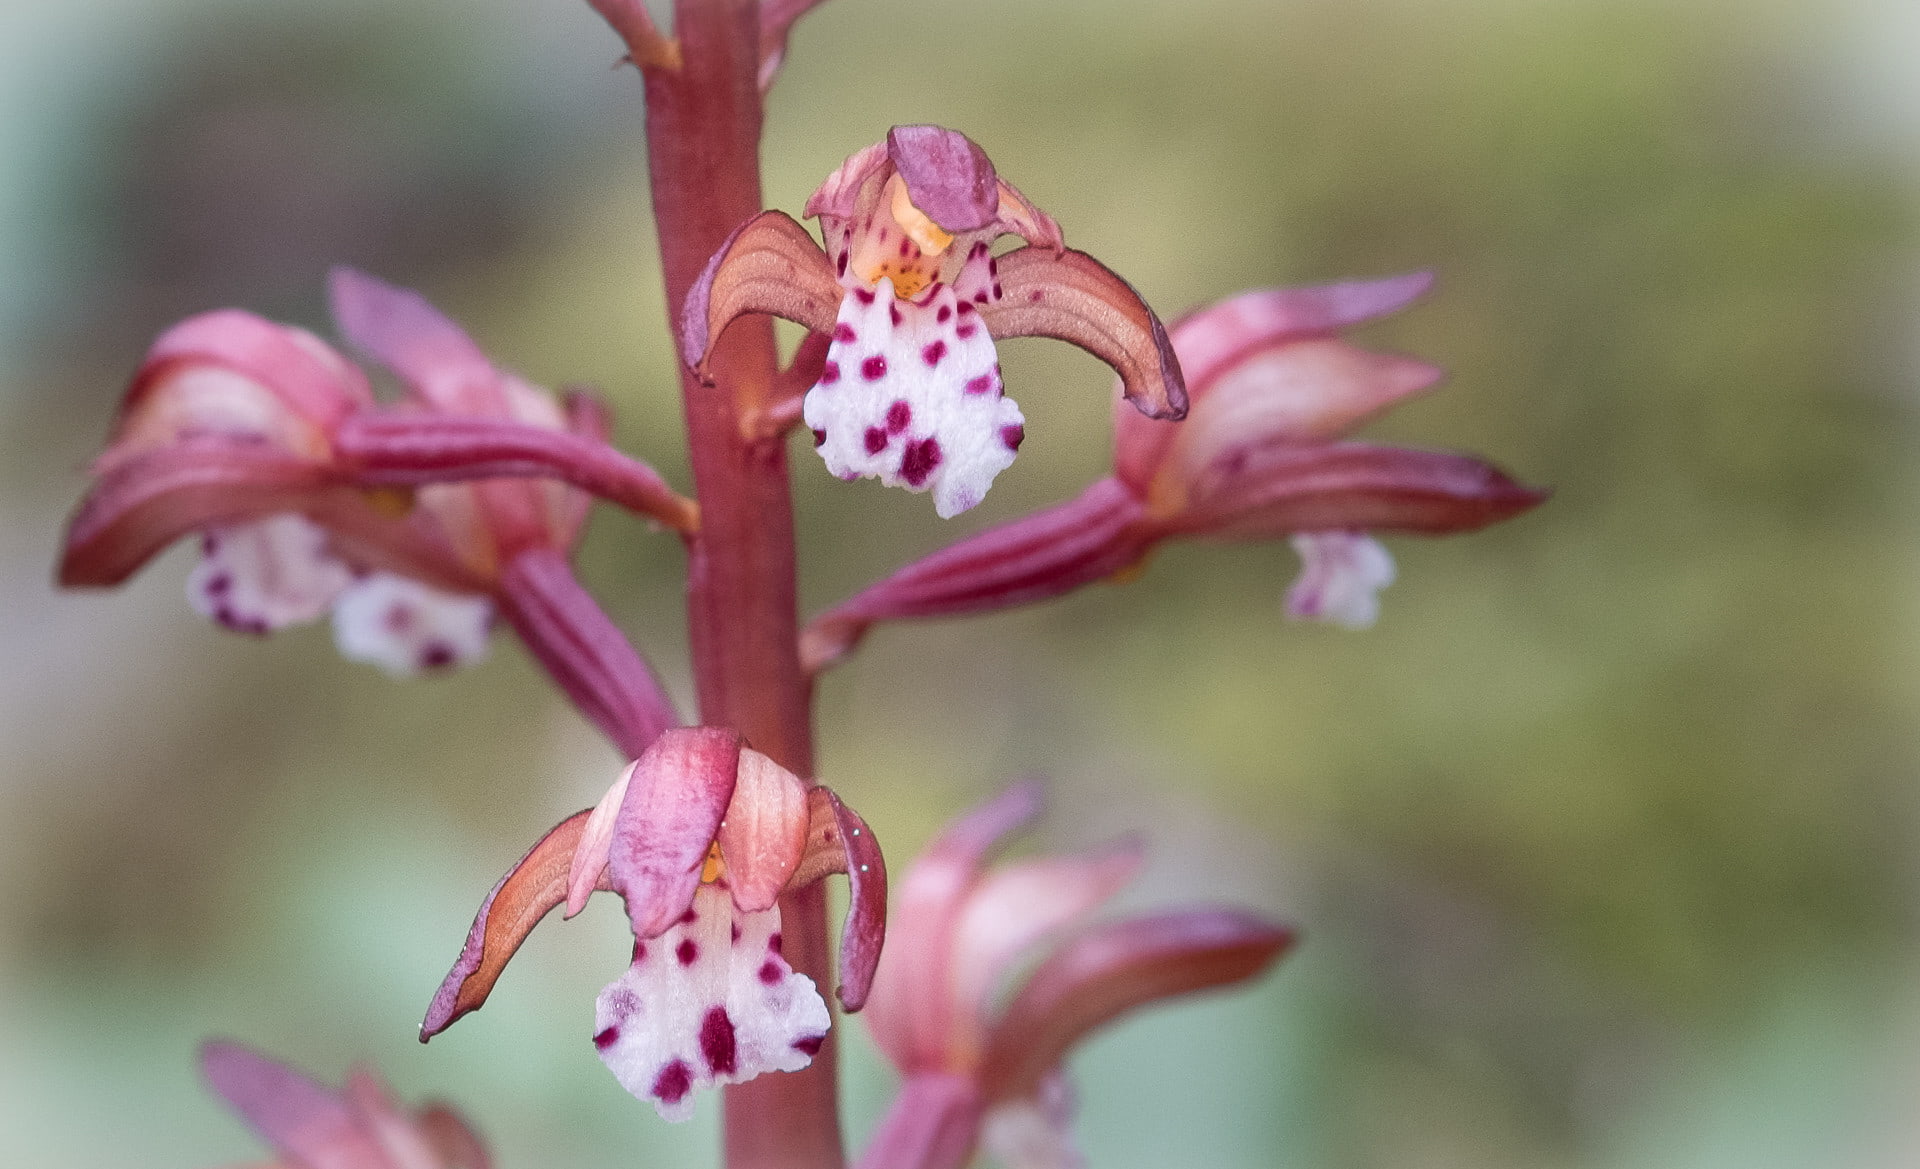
[593,885,831,1122]
[187,515,352,635]
[980,1073,1085,1169]
[1284,532,1396,629]
[803,250,1025,518]
[329,573,493,677]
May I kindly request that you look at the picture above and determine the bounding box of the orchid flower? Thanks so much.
[201,1041,490,1169]
[58,270,691,753]
[802,273,1547,668]
[680,125,1186,518]
[421,728,885,1122]
[854,783,1293,1169]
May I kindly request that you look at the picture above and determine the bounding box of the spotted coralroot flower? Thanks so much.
[681,125,1186,517]
[58,270,688,752]
[801,274,1547,668]
[853,783,1293,1169]
[421,728,886,1122]
[200,1040,490,1169]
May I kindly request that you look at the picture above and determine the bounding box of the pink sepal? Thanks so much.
[567,759,639,918]
[978,909,1296,1101]
[757,0,829,90]
[886,126,1001,234]
[202,1040,390,1169]
[801,479,1154,673]
[122,308,372,436]
[1175,442,1548,538]
[681,211,841,374]
[606,728,745,939]
[980,248,1185,421]
[496,548,680,760]
[863,782,1041,1072]
[718,749,812,914]
[852,1073,986,1169]
[328,268,505,418]
[421,809,597,1040]
[60,443,340,588]
[333,412,697,532]
[819,787,887,1011]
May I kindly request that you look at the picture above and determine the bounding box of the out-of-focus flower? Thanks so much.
[802,274,1546,668]
[200,1040,490,1169]
[680,125,1186,517]
[422,728,886,1122]
[854,783,1293,1169]
[60,268,695,677]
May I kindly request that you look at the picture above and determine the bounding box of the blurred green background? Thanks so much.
[4,0,1920,1166]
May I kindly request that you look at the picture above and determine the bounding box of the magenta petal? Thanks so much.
[328,267,505,417]
[852,1073,986,1169]
[886,126,1000,234]
[1179,442,1548,537]
[607,728,744,939]
[978,910,1295,1101]
[201,1041,388,1169]
[59,443,340,588]
[1168,273,1434,396]
[801,478,1156,673]
[334,412,697,532]
[422,808,594,1040]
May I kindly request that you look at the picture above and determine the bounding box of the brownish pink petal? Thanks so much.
[801,478,1156,674]
[421,809,595,1040]
[680,211,841,374]
[59,443,340,588]
[119,309,372,441]
[1176,442,1549,538]
[567,760,639,918]
[783,785,889,1010]
[803,141,891,222]
[606,728,744,939]
[717,749,811,914]
[980,247,1186,421]
[328,268,506,419]
[886,126,1001,234]
[978,910,1295,1101]
[333,412,698,532]
[757,0,828,90]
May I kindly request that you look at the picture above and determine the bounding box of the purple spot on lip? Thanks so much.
[811,428,826,447]
[731,921,742,943]
[680,908,699,925]
[937,305,952,323]
[897,237,912,258]
[652,1060,693,1105]
[964,373,995,395]
[632,941,647,963]
[861,355,888,381]
[922,340,947,367]
[594,1026,620,1050]
[757,959,782,985]
[1001,424,1026,450]
[889,303,903,327]
[204,573,231,596]
[899,437,942,487]
[699,1006,737,1075]
[864,427,889,455]
[836,251,848,275]
[792,1035,824,1057]
[818,360,840,385]
[418,643,455,671]
[768,932,782,954]
[834,323,856,344]
[886,400,911,433]
[955,300,974,316]
[956,324,977,340]
[854,288,875,305]
[676,939,699,966]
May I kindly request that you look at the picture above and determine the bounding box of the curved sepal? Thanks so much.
[421,809,595,1040]
[801,478,1155,673]
[977,909,1295,1100]
[980,247,1186,421]
[1177,442,1549,537]
[680,211,841,375]
[852,1073,986,1169]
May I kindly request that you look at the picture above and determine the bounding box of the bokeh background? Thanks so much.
[5,0,1920,1165]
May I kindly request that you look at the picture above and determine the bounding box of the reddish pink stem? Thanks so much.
[625,2,843,1166]
[497,547,679,759]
